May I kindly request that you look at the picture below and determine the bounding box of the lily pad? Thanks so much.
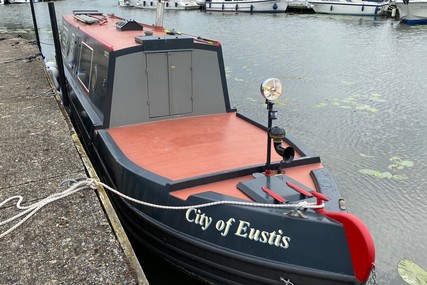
[398,259,427,285]
[358,169,387,178]
[314,93,385,112]
[392,174,408,180]
[314,103,328,108]
[359,169,378,176]
[381,172,393,179]
[359,169,405,179]
[400,160,414,168]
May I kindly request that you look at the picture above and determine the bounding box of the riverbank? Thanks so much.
[0,33,148,285]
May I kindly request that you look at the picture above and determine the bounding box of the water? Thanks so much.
[1,2,426,284]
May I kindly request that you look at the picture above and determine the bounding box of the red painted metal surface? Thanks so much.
[317,209,376,283]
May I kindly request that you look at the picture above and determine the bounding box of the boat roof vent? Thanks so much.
[116,20,143,31]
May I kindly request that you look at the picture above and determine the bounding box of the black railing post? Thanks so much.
[48,2,69,107]
[29,0,41,53]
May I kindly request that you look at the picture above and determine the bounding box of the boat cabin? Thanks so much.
[60,11,232,130]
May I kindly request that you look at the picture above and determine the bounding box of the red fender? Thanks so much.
[317,209,375,283]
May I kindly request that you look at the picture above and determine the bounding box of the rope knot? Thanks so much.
[87,179,99,190]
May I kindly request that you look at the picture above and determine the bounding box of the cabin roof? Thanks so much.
[63,13,220,52]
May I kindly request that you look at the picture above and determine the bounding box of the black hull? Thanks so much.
[112,195,362,285]
[66,97,364,285]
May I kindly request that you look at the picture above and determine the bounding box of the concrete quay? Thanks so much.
[0,33,148,285]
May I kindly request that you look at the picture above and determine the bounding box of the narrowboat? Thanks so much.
[59,10,375,285]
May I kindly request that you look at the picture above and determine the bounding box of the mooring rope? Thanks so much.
[0,179,96,239]
[0,178,324,239]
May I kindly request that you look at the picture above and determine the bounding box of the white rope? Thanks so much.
[0,179,97,239]
[0,178,324,238]
[98,180,324,210]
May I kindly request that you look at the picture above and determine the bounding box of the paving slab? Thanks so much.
[0,33,147,285]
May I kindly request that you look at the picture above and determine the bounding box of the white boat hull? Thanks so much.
[395,0,427,24]
[7,0,38,3]
[308,0,388,15]
[204,0,288,12]
[118,0,134,7]
[286,0,313,9]
[134,0,201,9]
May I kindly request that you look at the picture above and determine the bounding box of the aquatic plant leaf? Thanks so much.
[314,103,328,108]
[359,169,395,179]
[359,169,378,176]
[400,160,414,168]
[366,106,379,113]
[397,259,427,285]
[392,174,408,180]
[381,172,393,179]
[355,104,372,110]
[341,98,357,103]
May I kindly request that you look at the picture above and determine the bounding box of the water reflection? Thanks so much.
[1,2,426,284]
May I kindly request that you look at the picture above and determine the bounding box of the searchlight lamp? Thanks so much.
[261,78,293,176]
[260,78,282,102]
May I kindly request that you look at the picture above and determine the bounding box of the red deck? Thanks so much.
[107,113,287,180]
[107,113,323,200]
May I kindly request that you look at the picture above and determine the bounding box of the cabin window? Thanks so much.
[77,41,94,91]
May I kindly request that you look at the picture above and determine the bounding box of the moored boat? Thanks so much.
[7,0,39,3]
[307,0,389,15]
[134,0,201,10]
[59,10,376,285]
[202,0,288,13]
[118,0,135,7]
[285,0,314,11]
[395,0,427,24]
